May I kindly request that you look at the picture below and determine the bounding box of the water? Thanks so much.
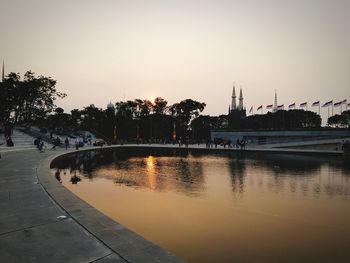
[51,148,350,262]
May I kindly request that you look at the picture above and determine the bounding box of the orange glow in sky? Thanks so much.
[1,0,349,119]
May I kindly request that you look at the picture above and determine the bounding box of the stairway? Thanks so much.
[0,129,37,152]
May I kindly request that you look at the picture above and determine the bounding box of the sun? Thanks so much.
[148,96,156,103]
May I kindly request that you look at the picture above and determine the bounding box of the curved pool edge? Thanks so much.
[38,144,344,262]
[37,146,185,263]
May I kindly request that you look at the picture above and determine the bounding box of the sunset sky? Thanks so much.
[1,0,349,119]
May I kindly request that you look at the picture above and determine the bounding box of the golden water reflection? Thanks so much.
[51,151,350,263]
[146,156,157,190]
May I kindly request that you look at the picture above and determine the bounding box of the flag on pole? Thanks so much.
[249,106,253,113]
[277,104,284,110]
[300,102,307,108]
[257,105,263,111]
[312,101,320,107]
[288,103,296,109]
[334,101,343,107]
[322,100,333,107]
[266,104,273,109]
[334,99,346,107]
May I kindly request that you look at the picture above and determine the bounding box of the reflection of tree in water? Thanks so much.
[54,169,62,183]
[241,154,350,197]
[111,156,205,196]
[70,171,81,184]
[253,154,322,175]
[245,154,321,195]
[51,149,350,197]
[51,150,121,179]
[171,157,205,196]
[328,157,350,177]
[228,158,246,194]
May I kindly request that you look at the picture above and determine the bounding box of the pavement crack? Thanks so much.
[0,220,64,237]
[88,253,119,263]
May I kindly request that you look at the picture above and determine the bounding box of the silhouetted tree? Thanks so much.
[328,110,350,128]
[153,97,168,114]
[0,71,66,126]
[244,110,321,130]
[170,99,206,127]
[192,115,228,140]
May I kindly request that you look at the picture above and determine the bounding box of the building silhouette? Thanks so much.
[228,82,246,128]
[228,82,246,116]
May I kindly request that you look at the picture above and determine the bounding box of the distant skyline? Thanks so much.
[1,0,349,121]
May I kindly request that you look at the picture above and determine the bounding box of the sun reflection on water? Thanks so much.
[146,156,157,190]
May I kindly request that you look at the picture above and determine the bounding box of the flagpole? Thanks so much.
[328,107,330,123]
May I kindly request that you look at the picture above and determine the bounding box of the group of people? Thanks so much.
[51,136,61,150]
[208,137,247,150]
[34,136,71,151]
[235,138,247,150]
[34,137,45,152]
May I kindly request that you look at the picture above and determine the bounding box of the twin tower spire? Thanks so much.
[230,82,244,112]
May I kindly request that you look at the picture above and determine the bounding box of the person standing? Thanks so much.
[65,137,69,150]
[75,138,79,150]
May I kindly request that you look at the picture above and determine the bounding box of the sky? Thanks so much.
[1,0,349,121]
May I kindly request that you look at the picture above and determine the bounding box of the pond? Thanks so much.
[51,148,350,263]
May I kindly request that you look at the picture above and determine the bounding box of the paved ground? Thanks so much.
[0,148,183,263]
[0,150,122,262]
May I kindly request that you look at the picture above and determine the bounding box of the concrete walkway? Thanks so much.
[0,148,183,263]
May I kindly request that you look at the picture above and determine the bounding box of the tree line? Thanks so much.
[1,70,348,143]
[228,109,322,130]
[328,110,350,128]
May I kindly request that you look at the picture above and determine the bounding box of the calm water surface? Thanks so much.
[51,148,350,263]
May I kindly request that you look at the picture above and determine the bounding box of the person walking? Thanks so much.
[51,137,60,150]
[38,140,45,152]
[240,138,246,151]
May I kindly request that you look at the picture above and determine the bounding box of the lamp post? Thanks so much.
[133,109,140,144]
[172,120,176,144]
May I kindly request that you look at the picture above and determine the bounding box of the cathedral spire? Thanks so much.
[231,82,236,111]
[238,86,244,110]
